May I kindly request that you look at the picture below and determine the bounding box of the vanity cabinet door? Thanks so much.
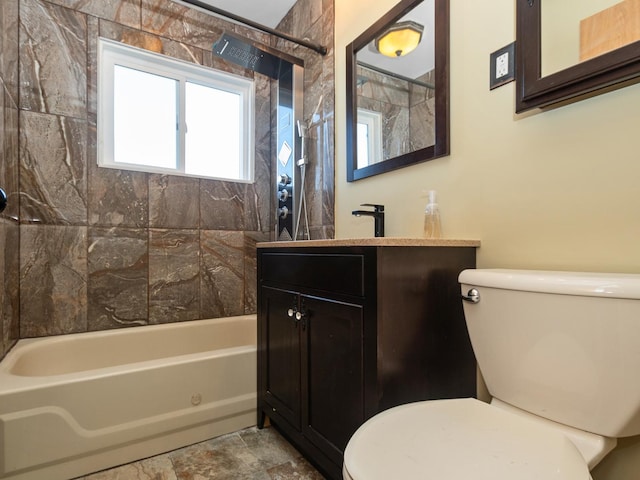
[260,286,301,430]
[300,294,365,466]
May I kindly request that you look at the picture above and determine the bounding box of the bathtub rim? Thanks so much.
[0,314,257,393]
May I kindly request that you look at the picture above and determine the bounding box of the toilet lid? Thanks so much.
[343,398,591,480]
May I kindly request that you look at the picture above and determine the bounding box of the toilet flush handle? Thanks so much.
[462,288,480,304]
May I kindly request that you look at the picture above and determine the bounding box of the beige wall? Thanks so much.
[336,0,640,275]
[336,0,640,477]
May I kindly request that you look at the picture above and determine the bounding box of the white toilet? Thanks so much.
[343,269,640,479]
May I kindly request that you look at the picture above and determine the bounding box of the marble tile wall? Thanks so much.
[6,0,335,343]
[357,66,435,162]
[409,69,436,152]
[0,0,20,358]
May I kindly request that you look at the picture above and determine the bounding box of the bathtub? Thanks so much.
[0,315,257,480]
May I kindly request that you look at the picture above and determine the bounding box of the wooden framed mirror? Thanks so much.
[516,0,640,113]
[346,0,449,182]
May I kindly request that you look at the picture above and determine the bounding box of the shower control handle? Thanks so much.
[279,174,291,185]
[462,288,480,304]
[278,206,289,219]
[0,188,6,213]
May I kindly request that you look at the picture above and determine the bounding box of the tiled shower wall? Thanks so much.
[0,0,334,356]
[0,0,20,358]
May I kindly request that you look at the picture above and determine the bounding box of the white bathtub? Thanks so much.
[0,315,257,480]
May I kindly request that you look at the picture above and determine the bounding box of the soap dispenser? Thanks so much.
[423,190,442,239]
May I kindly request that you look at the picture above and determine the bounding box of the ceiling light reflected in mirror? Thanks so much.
[375,21,424,58]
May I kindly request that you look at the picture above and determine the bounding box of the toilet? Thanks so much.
[343,269,640,479]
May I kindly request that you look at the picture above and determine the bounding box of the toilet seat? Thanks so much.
[343,398,591,480]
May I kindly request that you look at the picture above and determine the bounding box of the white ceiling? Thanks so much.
[195,0,298,29]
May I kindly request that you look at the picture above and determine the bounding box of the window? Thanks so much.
[357,108,383,168]
[98,38,254,182]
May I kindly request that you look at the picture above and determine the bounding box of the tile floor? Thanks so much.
[76,427,327,480]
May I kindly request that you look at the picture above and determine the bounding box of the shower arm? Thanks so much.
[174,0,328,56]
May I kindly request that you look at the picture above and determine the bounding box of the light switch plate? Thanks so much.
[490,42,515,90]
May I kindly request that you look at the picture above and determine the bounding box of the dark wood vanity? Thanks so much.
[257,238,480,479]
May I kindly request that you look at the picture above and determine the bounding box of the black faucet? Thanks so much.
[352,204,385,237]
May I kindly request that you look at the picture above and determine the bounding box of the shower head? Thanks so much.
[213,31,304,81]
[213,32,284,79]
[296,120,309,166]
[296,120,308,139]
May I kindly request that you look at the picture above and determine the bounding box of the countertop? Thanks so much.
[257,238,481,248]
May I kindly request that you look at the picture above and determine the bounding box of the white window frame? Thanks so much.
[97,38,255,182]
[357,108,383,168]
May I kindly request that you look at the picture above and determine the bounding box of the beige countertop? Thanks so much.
[257,238,481,248]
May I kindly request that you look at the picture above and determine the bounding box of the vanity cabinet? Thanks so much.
[257,241,478,480]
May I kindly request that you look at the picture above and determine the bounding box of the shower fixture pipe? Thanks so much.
[175,0,328,56]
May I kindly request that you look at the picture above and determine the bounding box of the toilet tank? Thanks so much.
[459,269,640,438]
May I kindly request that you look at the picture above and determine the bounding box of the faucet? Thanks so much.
[352,204,385,237]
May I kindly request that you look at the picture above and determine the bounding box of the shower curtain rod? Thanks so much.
[358,61,435,90]
[175,0,328,56]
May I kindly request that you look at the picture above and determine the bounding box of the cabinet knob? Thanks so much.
[295,309,308,330]
[287,308,295,317]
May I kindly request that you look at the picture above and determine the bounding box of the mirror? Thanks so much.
[346,0,449,182]
[516,0,640,112]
